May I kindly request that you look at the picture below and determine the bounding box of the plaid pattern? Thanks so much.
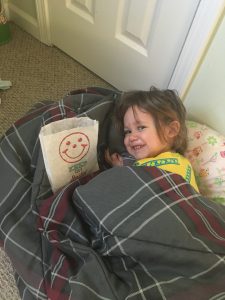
[1,88,225,299]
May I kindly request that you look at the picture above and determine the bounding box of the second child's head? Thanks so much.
[115,86,187,160]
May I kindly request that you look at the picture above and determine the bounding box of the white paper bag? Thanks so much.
[39,117,99,192]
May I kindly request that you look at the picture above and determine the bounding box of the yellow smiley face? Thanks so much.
[59,132,90,163]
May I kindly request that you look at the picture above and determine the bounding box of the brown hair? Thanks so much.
[115,86,188,154]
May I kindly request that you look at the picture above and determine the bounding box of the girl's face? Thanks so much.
[123,106,171,160]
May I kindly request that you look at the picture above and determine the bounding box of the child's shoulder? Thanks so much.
[159,152,192,167]
[135,151,192,167]
[156,151,181,159]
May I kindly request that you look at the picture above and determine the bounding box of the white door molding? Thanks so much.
[35,0,52,45]
[168,0,225,98]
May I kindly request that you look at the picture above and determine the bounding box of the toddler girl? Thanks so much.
[106,86,198,192]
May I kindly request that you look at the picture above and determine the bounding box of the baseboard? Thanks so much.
[6,2,40,41]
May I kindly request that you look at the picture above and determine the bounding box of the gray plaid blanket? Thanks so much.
[1,87,225,300]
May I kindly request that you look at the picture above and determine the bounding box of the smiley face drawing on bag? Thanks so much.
[59,132,90,163]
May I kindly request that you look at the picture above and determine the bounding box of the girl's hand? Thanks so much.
[105,148,123,167]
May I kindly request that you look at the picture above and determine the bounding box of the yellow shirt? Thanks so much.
[134,152,199,192]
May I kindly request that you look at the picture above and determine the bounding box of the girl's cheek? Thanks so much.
[124,136,129,147]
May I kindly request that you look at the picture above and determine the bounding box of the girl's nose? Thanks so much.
[129,132,138,142]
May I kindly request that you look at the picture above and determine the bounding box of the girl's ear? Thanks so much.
[166,120,180,138]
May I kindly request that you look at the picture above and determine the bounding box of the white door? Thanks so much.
[45,0,213,92]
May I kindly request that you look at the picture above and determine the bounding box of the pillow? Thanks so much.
[185,120,225,204]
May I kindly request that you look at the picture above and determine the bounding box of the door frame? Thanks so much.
[14,0,225,97]
[35,0,51,45]
[168,0,225,98]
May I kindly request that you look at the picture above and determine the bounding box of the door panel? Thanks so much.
[115,0,156,56]
[47,0,200,90]
[68,0,95,24]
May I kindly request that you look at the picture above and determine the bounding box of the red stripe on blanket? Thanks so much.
[152,167,225,248]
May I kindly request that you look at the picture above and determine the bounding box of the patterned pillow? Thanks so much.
[185,120,225,204]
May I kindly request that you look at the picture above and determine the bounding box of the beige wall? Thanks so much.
[6,0,39,40]
[9,0,37,19]
[184,13,225,135]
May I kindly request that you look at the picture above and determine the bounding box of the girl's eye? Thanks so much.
[137,126,145,131]
[124,129,131,136]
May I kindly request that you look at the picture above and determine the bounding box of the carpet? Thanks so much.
[0,22,113,136]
